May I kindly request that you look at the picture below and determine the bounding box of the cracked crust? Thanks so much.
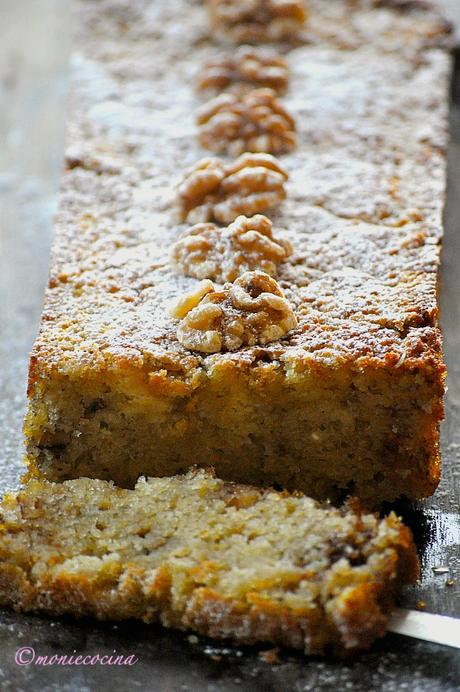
[0,470,419,656]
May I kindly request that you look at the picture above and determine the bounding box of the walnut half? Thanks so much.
[175,152,288,224]
[171,214,293,282]
[171,270,298,353]
[196,88,297,156]
[207,0,308,44]
[197,47,289,96]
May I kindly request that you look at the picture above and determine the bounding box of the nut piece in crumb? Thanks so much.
[171,214,293,282]
[207,0,308,44]
[196,88,296,156]
[176,152,288,224]
[197,46,289,96]
[172,270,298,353]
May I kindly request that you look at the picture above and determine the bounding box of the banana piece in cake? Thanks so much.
[0,470,418,656]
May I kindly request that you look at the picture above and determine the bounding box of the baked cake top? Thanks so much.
[30,0,450,388]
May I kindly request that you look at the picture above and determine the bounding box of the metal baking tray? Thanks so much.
[0,2,458,690]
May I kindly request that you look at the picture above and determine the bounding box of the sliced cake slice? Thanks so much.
[0,470,418,655]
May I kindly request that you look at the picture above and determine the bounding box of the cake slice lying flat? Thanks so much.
[0,470,418,655]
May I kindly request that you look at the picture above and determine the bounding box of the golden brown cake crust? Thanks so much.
[25,0,449,503]
[0,470,419,656]
[28,0,451,380]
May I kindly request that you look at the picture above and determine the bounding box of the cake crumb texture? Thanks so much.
[0,470,418,656]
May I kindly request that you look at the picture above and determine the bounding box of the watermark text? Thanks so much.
[15,647,138,667]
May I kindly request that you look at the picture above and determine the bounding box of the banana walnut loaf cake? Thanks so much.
[0,470,418,655]
[24,0,451,504]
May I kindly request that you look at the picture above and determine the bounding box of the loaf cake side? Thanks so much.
[24,0,450,504]
[0,470,419,656]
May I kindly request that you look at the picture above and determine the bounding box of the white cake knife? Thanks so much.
[388,609,460,649]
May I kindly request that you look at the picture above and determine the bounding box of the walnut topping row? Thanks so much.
[206,0,308,44]
[175,152,288,224]
[171,214,293,282]
[197,88,297,156]
[197,46,289,96]
[170,271,298,353]
[170,0,304,353]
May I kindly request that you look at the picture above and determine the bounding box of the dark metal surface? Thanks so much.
[0,5,459,691]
